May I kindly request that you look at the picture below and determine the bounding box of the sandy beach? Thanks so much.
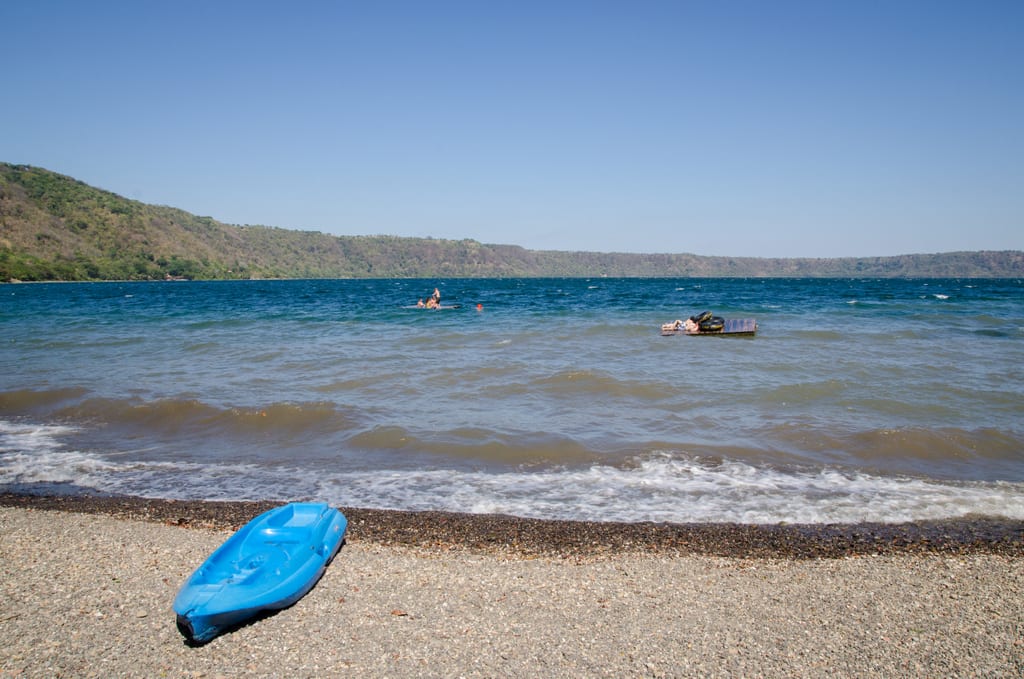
[1,496,1022,678]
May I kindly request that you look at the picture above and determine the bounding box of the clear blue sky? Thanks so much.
[3,1,1021,257]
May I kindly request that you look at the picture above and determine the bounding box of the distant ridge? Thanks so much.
[2,163,1021,281]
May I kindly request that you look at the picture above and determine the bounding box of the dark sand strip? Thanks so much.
[2,492,1021,558]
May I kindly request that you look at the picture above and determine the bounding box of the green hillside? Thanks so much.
[1,163,1021,281]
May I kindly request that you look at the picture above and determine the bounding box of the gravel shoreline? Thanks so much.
[2,494,1022,677]
[2,492,1023,559]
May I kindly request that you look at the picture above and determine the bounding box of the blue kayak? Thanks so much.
[173,502,348,643]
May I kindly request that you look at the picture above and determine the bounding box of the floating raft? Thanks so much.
[402,304,463,309]
[662,318,758,336]
[688,318,757,335]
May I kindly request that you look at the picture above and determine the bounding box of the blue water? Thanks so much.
[2,278,1023,524]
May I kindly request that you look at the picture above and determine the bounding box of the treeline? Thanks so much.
[1,163,1021,281]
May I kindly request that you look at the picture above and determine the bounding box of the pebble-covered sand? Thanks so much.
[1,495,1022,677]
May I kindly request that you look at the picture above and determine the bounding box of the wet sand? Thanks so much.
[2,492,1021,559]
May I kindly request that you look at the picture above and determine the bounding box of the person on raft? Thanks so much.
[660,316,703,333]
[416,288,442,309]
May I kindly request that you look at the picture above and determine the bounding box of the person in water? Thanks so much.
[431,287,441,303]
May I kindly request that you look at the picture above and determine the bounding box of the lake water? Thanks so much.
[2,277,1022,524]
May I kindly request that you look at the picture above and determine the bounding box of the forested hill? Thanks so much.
[1,163,1021,281]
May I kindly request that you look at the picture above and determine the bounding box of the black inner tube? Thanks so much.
[699,316,725,332]
[690,310,713,324]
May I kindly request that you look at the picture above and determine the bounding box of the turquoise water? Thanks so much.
[2,277,1022,523]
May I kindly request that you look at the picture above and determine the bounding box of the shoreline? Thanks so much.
[3,492,1021,559]
[2,495,1022,676]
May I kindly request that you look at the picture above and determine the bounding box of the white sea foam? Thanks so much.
[3,423,1022,524]
[313,458,1024,524]
[0,421,80,455]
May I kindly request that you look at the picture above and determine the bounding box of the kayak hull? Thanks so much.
[173,502,347,643]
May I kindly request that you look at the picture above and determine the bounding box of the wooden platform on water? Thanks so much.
[662,318,757,337]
